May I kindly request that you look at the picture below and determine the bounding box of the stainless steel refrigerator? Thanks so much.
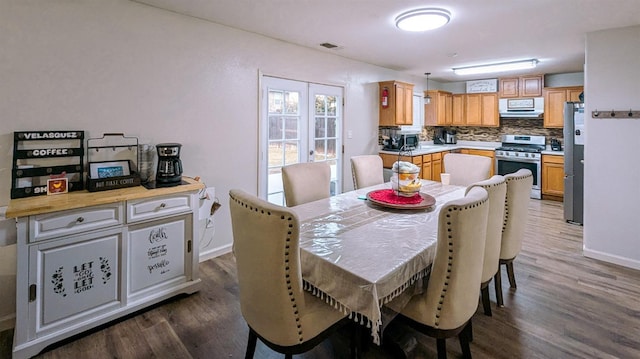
[563,102,585,224]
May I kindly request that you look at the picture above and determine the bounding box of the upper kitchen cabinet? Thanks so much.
[424,90,452,126]
[499,74,544,98]
[379,81,414,126]
[543,86,583,128]
[451,94,466,126]
[465,93,499,127]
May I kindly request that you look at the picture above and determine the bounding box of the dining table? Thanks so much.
[291,180,467,345]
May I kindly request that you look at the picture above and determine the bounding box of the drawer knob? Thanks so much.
[159,203,167,208]
[76,217,85,223]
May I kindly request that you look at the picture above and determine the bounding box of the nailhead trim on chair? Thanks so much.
[230,194,305,343]
[434,198,487,327]
[502,172,532,232]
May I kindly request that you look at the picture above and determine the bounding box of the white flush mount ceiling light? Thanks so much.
[395,8,451,32]
[453,59,539,76]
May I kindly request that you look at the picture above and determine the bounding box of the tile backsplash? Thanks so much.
[425,118,564,145]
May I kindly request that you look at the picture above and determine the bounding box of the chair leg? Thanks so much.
[467,318,473,342]
[245,328,258,359]
[480,282,492,316]
[285,354,293,359]
[458,321,472,359]
[494,267,504,307]
[436,338,447,359]
[506,261,517,288]
[350,322,360,359]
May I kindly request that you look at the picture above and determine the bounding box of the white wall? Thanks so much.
[0,0,428,324]
[583,25,640,269]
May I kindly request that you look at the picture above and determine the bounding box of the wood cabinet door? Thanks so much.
[432,152,443,182]
[567,87,584,102]
[544,89,567,128]
[481,93,499,127]
[452,94,466,125]
[542,155,565,197]
[520,75,544,97]
[421,154,432,180]
[465,94,482,126]
[499,78,519,98]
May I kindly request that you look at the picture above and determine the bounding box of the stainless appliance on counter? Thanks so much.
[563,102,585,225]
[381,129,419,151]
[495,134,546,199]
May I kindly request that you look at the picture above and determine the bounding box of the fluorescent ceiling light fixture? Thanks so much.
[395,8,451,32]
[453,59,539,75]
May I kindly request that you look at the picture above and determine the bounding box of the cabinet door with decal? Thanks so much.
[126,214,191,300]
[29,228,122,336]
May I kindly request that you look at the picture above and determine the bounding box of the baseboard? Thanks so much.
[199,243,232,262]
[0,313,15,332]
[583,247,640,271]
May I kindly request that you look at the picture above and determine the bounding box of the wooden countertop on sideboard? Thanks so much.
[6,177,205,218]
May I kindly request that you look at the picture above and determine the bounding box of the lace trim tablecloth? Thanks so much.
[293,181,466,344]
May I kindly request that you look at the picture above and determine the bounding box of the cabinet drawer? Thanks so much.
[542,154,564,164]
[30,203,123,242]
[127,194,192,223]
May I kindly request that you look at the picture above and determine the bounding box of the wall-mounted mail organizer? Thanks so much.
[87,133,140,192]
[11,130,85,199]
[592,110,640,119]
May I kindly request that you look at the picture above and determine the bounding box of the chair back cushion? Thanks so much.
[350,155,384,189]
[443,153,492,186]
[282,162,331,207]
[500,169,533,260]
[401,186,489,330]
[229,189,306,345]
[466,175,507,282]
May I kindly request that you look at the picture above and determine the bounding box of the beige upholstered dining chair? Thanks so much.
[466,175,507,317]
[443,153,492,186]
[281,162,331,207]
[495,169,533,307]
[350,155,384,189]
[392,186,489,359]
[229,189,356,359]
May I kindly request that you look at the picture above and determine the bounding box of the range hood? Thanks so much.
[499,97,544,119]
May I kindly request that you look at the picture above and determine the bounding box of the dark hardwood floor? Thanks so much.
[2,199,640,358]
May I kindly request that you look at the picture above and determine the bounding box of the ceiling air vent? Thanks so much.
[320,42,338,49]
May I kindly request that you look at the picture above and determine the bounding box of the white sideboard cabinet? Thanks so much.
[6,178,204,359]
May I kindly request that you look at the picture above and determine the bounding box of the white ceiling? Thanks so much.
[134,0,640,82]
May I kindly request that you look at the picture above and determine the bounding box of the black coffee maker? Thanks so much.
[155,143,183,185]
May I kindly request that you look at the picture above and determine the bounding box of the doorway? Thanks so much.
[259,76,343,205]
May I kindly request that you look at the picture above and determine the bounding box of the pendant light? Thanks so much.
[424,72,432,104]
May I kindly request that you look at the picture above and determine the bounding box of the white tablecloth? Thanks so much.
[292,181,466,344]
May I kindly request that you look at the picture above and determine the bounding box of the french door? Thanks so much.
[259,76,343,205]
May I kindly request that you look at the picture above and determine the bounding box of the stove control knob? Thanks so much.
[525,153,529,157]
[515,152,519,157]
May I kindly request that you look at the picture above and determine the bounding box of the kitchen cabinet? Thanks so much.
[465,93,499,127]
[422,154,433,180]
[458,149,496,176]
[543,86,583,128]
[431,151,444,182]
[424,90,452,126]
[499,74,544,98]
[542,154,564,200]
[7,180,203,359]
[379,81,414,126]
[451,94,466,126]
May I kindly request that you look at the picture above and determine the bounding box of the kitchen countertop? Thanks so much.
[380,140,501,156]
[380,141,566,157]
[5,176,204,218]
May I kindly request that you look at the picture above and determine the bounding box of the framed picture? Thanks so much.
[47,177,68,195]
[466,79,498,93]
[90,160,131,179]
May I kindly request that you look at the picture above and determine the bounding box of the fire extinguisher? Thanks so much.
[381,87,389,108]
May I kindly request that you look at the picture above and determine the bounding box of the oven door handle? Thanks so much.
[495,157,540,164]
